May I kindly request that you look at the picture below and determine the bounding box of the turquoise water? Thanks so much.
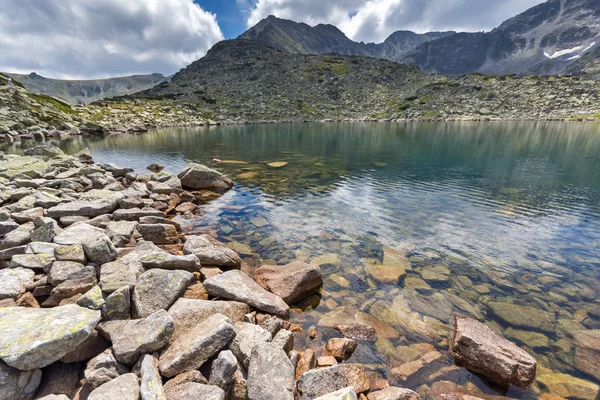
[4,122,600,397]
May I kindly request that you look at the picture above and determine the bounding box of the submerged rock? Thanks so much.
[0,305,100,370]
[450,314,537,388]
[537,372,599,400]
[204,270,289,317]
[253,261,323,304]
[572,330,600,381]
[488,302,555,333]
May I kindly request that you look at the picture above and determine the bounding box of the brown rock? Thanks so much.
[163,370,208,392]
[317,356,338,367]
[450,314,536,388]
[36,361,81,398]
[183,281,209,300]
[430,381,516,400]
[572,330,600,381]
[326,338,358,361]
[295,349,316,381]
[253,261,323,304]
[15,292,40,308]
[334,323,378,342]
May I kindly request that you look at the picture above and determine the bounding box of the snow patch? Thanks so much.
[544,42,596,59]
[582,42,596,53]
[567,55,582,61]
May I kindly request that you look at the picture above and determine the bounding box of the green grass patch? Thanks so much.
[419,95,432,105]
[28,93,76,114]
[421,111,438,118]
[386,100,412,113]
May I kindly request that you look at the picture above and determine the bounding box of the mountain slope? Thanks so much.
[239,15,455,61]
[4,72,168,105]
[402,0,600,75]
[127,39,600,122]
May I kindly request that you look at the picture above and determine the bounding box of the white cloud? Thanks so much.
[246,0,544,43]
[0,0,224,79]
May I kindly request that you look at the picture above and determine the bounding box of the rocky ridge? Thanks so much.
[0,145,597,399]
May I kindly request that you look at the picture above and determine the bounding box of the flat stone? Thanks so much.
[334,323,378,342]
[572,330,600,381]
[132,269,193,318]
[26,242,58,254]
[209,350,237,392]
[113,208,164,221]
[54,244,86,263]
[88,373,140,400]
[47,191,122,218]
[46,266,97,304]
[253,261,323,304]
[164,382,225,400]
[10,253,54,271]
[450,314,537,387]
[137,224,179,245]
[119,240,168,265]
[504,328,551,349]
[105,221,138,247]
[0,305,101,370]
[230,322,273,368]
[11,208,44,224]
[100,260,144,293]
[0,268,34,300]
[141,354,166,400]
[0,360,41,400]
[204,270,289,317]
[297,364,369,400]
[83,348,129,389]
[0,220,19,236]
[183,235,241,268]
[315,387,358,400]
[177,163,233,190]
[159,313,236,378]
[47,261,85,285]
[367,387,421,400]
[247,343,295,400]
[488,302,555,333]
[1,222,34,249]
[98,310,174,365]
[163,370,208,393]
[365,259,407,285]
[141,253,201,272]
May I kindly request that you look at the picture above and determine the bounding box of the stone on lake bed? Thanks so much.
[267,162,288,168]
[183,234,241,268]
[450,314,537,388]
[488,301,555,333]
[253,261,323,304]
[572,329,600,381]
[537,372,599,400]
[204,270,290,317]
[0,305,101,370]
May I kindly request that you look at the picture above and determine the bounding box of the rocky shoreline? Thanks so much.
[0,145,576,400]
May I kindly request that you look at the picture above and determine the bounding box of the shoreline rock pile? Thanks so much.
[0,145,550,400]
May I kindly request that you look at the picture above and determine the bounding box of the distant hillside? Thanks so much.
[4,72,168,105]
[239,15,455,61]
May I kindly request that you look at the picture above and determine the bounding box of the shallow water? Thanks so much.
[5,122,600,397]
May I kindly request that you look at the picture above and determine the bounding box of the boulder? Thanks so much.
[315,387,358,400]
[326,338,358,361]
[47,193,121,218]
[159,313,236,378]
[367,387,421,400]
[177,163,233,190]
[113,208,164,221]
[572,330,600,381]
[209,350,238,392]
[140,354,166,400]
[271,329,294,353]
[88,373,140,400]
[1,222,34,249]
[450,314,537,387]
[297,364,369,400]
[83,348,129,389]
[183,235,241,268]
[102,286,131,321]
[204,270,289,317]
[229,322,273,368]
[54,244,86,264]
[0,305,100,370]
[77,286,105,310]
[53,224,116,265]
[0,268,34,300]
[132,269,193,318]
[141,253,201,272]
[253,261,323,304]
[137,224,179,245]
[0,360,41,400]
[247,343,295,400]
[47,261,85,286]
[97,310,174,365]
[163,382,225,400]
[100,260,144,293]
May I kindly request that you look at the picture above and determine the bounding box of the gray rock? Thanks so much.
[247,343,295,400]
[100,260,144,293]
[102,286,131,321]
[35,395,69,400]
[0,245,27,261]
[47,190,123,218]
[105,221,138,247]
[0,360,41,400]
[119,240,168,265]
[163,370,208,393]
[164,382,225,400]
[25,242,58,254]
[204,270,289,317]
[54,244,86,263]
[209,350,237,392]
[229,322,272,368]
[113,208,164,221]
[1,222,34,249]
[30,217,62,243]
[296,364,370,400]
[53,224,116,264]
[272,329,294,354]
[47,261,85,286]
[141,253,201,272]
[167,299,249,339]
[10,253,54,271]
[88,373,140,400]
[97,310,174,365]
[316,387,358,400]
[139,216,181,230]
[137,224,178,245]
[0,305,101,370]
[132,269,193,318]
[46,266,97,304]
[76,286,105,310]
[183,235,241,268]
[0,268,34,300]
[140,354,166,400]
[83,348,129,389]
[450,314,537,388]
[177,163,233,190]
[0,220,19,236]
[159,313,236,378]
[60,330,110,363]
[10,208,44,224]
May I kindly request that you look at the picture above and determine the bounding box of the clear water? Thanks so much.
[4,122,600,397]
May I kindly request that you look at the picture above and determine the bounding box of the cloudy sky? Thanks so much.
[0,0,544,79]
